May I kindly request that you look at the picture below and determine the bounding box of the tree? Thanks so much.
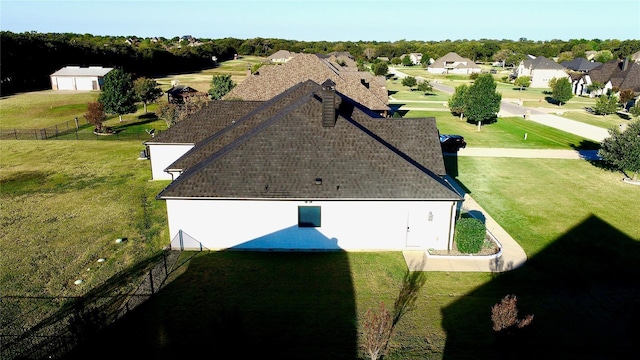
[157,102,179,128]
[464,73,502,123]
[448,84,469,119]
[362,302,393,360]
[586,81,605,96]
[401,55,413,66]
[594,50,613,63]
[594,94,619,115]
[618,89,635,110]
[598,119,640,181]
[208,74,236,100]
[513,76,531,91]
[417,80,433,94]
[133,77,163,114]
[372,62,388,76]
[401,76,417,89]
[83,101,106,132]
[551,77,573,106]
[98,68,137,122]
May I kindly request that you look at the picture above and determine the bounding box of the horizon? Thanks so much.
[2,0,639,43]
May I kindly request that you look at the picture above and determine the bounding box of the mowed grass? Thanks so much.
[60,156,640,360]
[0,140,170,298]
[4,62,640,359]
[0,56,263,130]
[406,110,600,149]
[154,55,265,93]
[0,91,100,129]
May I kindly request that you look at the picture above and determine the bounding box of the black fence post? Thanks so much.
[149,271,155,295]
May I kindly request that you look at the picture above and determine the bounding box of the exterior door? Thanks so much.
[405,210,431,248]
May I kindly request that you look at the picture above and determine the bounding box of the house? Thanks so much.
[573,58,640,96]
[561,58,602,73]
[148,79,463,252]
[224,53,390,116]
[409,53,423,65]
[49,66,113,91]
[267,50,296,63]
[166,84,206,104]
[515,55,569,88]
[427,52,481,75]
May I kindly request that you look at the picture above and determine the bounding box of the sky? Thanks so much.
[2,0,639,42]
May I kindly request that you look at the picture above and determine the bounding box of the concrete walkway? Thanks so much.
[389,67,606,272]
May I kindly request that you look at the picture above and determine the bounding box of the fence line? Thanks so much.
[0,117,161,141]
[0,249,183,360]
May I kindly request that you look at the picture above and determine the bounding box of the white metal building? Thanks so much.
[50,66,113,91]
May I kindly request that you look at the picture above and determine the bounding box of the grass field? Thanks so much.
[2,61,640,359]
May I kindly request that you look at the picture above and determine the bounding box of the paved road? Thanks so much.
[388,67,610,142]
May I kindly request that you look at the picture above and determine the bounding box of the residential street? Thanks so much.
[388,67,610,142]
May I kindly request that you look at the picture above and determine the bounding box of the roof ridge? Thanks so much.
[157,85,319,199]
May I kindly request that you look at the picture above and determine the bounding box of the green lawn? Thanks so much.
[3,63,640,359]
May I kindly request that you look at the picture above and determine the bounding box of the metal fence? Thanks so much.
[0,118,159,141]
[0,249,183,360]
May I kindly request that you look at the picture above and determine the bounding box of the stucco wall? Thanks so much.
[147,144,194,180]
[165,199,457,251]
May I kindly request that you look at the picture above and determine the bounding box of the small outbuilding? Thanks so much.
[50,66,113,91]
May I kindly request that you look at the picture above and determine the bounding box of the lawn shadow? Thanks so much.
[441,214,640,359]
[570,139,600,151]
[61,251,358,360]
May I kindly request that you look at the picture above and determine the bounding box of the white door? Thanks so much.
[405,210,431,248]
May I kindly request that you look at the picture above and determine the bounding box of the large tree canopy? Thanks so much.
[464,74,502,123]
[98,68,137,122]
[598,120,640,181]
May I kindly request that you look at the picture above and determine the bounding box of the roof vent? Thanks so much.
[321,79,336,127]
[315,178,322,185]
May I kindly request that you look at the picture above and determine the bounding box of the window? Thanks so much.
[298,206,321,228]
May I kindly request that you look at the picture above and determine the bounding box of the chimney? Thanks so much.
[321,79,336,127]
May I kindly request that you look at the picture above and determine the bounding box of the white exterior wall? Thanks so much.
[530,69,569,88]
[165,199,457,251]
[148,144,194,180]
[75,77,95,90]
[50,76,99,90]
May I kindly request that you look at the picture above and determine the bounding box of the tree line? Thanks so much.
[2,31,639,95]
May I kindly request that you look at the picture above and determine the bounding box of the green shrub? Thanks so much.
[455,217,486,253]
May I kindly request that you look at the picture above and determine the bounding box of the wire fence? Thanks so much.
[0,249,184,360]
[0,117,160,141]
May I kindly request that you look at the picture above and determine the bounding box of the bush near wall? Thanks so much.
[455,217,486,253]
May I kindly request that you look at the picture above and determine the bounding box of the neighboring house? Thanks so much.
[573,58,640,96]
[409,53,423,65]
[148,79,463,252]
[166,84,206,104]
[515,55,569,88]
[268,50,296,63]
[427,52,481,75]
[224,53,390,116]
[49,66,113,91]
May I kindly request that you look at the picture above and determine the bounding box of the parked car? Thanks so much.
[439,134,467,152]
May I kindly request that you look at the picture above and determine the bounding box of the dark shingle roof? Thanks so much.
[157,80,458,201]
[561,58,602,72]
[223,54,389,111]
[145,100,264,144]
[524,56,566,70]
[588,59,640,92]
